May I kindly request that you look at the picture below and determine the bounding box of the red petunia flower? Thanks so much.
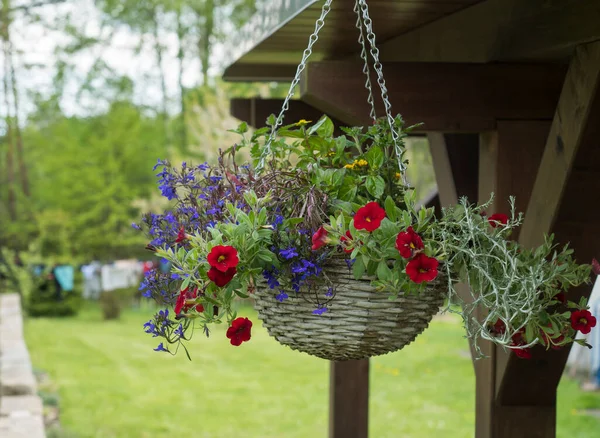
[175,226,187,243]
[395,226,424,259]
[488,213,509,228]
[174,290,186,314]
[510,330,532,359]
[570,309,597,334]
[354,202,386,232]
[182,287,204,313]
[207,266,237,287]
[311,227,329,251]
[226,317,253,346]
[513,347,532,359]
[492,319,507,335]
[554,291,567,304]
[207,245,239,272]
[175,287,205,314]
[340,230,354,254]
[406,253,439,283]
[592,258,600,276]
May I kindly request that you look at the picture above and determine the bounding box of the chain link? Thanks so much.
[353,0,376,123]
[257,0,333,171]
[357,0,408,186]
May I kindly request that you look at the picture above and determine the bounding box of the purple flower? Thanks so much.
[313,306,328,316]
[154,342,168,352]
[276,291,289,302]
[279,247,298,260]
[262,269,280,289]
[272,215,284,227]
[325,287,333,297]
[174,324,184,338]
[131,222,141,230]
[206,207,220,215]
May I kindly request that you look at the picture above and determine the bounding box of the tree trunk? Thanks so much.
[1,2,17,220]
[151,7,170,157]
[198,0,214,87]
[176,8,187,152]
[8,35,29,197]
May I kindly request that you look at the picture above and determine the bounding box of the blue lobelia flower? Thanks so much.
[276,291,289,302]
[279,247,298,260]
[154,342,168,352]
[313,306,328,316]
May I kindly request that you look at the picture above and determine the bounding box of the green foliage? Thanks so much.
[99,287,139,320]
[28,278,82,318]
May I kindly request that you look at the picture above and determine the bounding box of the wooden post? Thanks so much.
[329,360,369,438]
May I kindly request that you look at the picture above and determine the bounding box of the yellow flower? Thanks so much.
[295,119,312,126]
[395,172,401,179]
[356,159,368,167]
[344,163,355,169]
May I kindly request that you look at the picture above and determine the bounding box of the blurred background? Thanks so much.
[0,1,597,437]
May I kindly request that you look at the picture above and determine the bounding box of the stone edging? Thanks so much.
[0,294,46,438]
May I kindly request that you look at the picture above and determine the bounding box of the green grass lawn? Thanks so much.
[24,303,600,438]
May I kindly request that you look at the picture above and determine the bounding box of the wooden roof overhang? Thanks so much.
[222,2,600,438]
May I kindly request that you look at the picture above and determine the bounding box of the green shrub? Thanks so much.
[99,287,138,320]
[28,276,82,317]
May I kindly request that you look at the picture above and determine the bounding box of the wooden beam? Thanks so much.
[493,43,600,436]
[300,61,565,131]
[223,64,299,82]
[329,360,369,438]
[230,98,345,130]
[519,42,600,248]
[378,0,600,63]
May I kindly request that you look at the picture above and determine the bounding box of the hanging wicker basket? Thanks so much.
[254,259,445,361]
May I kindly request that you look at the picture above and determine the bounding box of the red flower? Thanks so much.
[395,226,424,259]
[182,287,204,313]
[510,330,532,359]
[175,287,205,314]
[207,245,239,272]
[513,347,532,359]
[592,258,600,276]
[492,319,506,335]
[174,290,186,314]
[207,266,237,287]
[340,230,354,254]
[175,226,187,243]
[226,317,252,346]
[570,309,597,334]
[488,213,509,228]
[354,202,386,232]
[311,227,329,250]
[406,253,439,283]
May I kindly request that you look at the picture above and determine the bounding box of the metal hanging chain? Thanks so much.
[357,0,408,186]
[353,0,377,124]
[257,0,333,172]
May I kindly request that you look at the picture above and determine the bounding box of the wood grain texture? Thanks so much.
[520,42,600,249]
[329,360,369,438]
[300,61,565,132]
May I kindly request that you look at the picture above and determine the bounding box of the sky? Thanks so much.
[1,0,217,123]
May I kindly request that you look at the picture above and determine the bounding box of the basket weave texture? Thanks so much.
[254,260,445,361]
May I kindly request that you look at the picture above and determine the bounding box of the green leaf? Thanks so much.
[352,257,366,280]
[384,196,397,222]
[181,276,191,291]
[308,115,334,138]
[365,175,385,199]
[365,145,384,169]
[376,261,392,281]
